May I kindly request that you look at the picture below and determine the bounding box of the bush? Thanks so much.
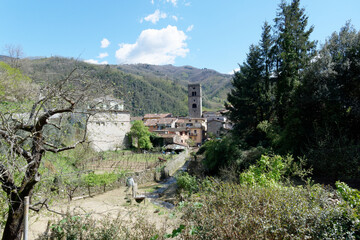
[179,181,359,239]
[336,181,360,236]
[239,154,311,187]
[176,172,199,194]
[201,136,242,175]
[36,211,168,240]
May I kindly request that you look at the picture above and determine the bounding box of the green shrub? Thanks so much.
[336,181,360,213]
[239,154,311,187]
[179,180,359,239]
[176,172,199,194]
[201,136,242,174]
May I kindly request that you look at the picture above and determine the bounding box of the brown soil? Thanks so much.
[29,184,176,240]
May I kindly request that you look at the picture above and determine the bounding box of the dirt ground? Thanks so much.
[29,183,177,240]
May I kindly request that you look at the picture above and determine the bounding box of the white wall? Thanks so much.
[87,112,131,151]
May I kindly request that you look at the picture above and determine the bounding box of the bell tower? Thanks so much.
[188,83,202,118]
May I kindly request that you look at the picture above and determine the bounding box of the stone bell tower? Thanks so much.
[188,83,202,118]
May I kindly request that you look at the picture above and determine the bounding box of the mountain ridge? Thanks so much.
[1,56,232,116]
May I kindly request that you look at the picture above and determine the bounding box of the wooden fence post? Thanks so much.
[23,196,29,240]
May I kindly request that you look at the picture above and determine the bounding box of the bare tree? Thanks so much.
[3,44,24,69]
[0,67,102,240]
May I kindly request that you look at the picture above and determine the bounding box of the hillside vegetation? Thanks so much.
[4,56,231,116]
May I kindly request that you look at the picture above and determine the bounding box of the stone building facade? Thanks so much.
[87,97,131,151]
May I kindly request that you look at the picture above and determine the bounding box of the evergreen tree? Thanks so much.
[296,22,360,178]
[227,44,269,146]
[260,21,274,95]
[273,0,316,127]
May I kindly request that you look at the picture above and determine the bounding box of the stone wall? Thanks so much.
[163,149,189,178]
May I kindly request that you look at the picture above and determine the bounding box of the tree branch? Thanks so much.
[0,129,33,162]
[45,140,85,153]
[0,163,17,195]
[29,199,66,216]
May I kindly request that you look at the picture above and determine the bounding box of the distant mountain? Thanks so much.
[116,64,232,110]
[2,57,232,116]
[0,55,14,62]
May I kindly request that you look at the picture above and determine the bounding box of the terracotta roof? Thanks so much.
[144,118,177,126]
[144,119,157,126]
[131,116,143,121]
[144,113,172,119]
[157,118,177,124]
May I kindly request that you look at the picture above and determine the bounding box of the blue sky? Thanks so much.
[1,0,360,74]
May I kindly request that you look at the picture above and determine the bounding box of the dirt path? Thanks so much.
[29,183,175,240]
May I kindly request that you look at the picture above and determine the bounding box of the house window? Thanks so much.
[194,130,197,134]
[192,104,197,108]
[192,91,197,96]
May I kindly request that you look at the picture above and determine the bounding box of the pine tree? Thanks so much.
[273,0,316,127]
[227,44,268,146]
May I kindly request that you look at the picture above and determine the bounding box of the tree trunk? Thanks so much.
[2,195,25,240]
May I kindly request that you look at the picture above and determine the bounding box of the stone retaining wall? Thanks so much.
[163,149,189,178]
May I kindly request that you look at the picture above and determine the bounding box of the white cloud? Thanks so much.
[186,24,194,32]
[100,38,110,48]
[84,59,108,65]
[184,2,191,6]
[172,15,178,21]
[115,25,189,65]
[143,9,167,24]
[97,52,109,59]
[228,68,240,74]
[166,0,177,6]
[151,0,154,4]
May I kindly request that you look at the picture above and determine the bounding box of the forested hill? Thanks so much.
[8,57,231,116]
[116,64,232,110]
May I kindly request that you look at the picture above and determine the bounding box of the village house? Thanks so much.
[87,96,131,151]
[203,111,227,122]
[144,117,177,132]
[154,127,190,145]
[207,119,232,138]
[203,110,233,138]
[176,117,207,146]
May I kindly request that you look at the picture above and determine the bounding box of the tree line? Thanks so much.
[211,0,360,182]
